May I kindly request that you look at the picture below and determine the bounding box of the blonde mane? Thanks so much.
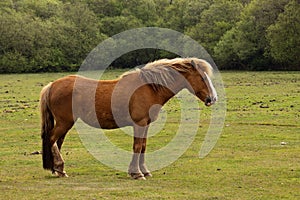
[143,57,213,77]
[120,58,213,92]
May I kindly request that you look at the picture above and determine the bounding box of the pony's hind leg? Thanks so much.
[51,142,68,177]
[50,122,73,177]
[57,134,66,151]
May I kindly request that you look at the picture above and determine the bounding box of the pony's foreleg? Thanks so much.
[128,125,147,180]
[139,138,152,177]
[128,137,145,180]
[139,126,151,177]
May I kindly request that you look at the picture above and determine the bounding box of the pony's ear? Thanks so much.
[191,60,197,68]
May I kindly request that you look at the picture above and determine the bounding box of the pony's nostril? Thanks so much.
[205,97,212,105]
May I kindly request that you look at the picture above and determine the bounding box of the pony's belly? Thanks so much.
[79,114,132,129]
[98,117,132,129]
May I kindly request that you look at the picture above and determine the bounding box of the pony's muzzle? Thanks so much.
[205,96,217,106]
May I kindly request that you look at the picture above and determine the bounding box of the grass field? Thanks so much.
[0,70,299,199]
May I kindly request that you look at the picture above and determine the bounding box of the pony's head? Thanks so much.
[165,58,218,106]
[184,58,217,106]
[139,58,218,106]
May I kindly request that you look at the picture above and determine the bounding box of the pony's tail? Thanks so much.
[40,83,54,170]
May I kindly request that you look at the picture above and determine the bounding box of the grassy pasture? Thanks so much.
[0,71,299,199]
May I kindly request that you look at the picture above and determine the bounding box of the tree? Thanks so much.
[214,28,243,69]
[120,0,158,26]
[214,0,290,70]
[100,15,143,36]
[182,0,213,28]
[186,0,243,55]
[0,9,36,72]
[86,0,122,18]
[267,0,300,69]
[0,0,299,72]
[12,0,62,19]
[0,1,106,73]
[163,0,213,32]
[51,2,106,70]
[0,0,15,11]
[158,0,191,32]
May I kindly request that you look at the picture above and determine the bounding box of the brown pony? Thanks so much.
[40,58,217,180]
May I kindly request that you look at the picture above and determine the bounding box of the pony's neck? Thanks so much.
[155,88,175,105]
[155,78,186,105]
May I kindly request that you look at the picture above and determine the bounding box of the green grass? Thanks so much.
[0,71,299,199]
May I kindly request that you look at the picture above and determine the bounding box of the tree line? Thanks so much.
[0,0,299,73]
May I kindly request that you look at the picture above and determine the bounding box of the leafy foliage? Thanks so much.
[214,0,295,70]
[0,0,299,72]
[186,0,243,54]
[266,0,300,69]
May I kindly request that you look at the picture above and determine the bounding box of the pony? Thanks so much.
[40,57,217,180]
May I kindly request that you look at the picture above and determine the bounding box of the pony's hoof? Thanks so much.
[129,173,146,180]
[53,169,68,177]
[59,172,68,178]
[143,172,152,177]
[135,176,146,180]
